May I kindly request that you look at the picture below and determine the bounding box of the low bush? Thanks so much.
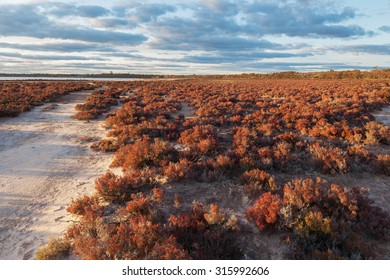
[35,237,70,260]
[167,202,242,259]
[240,169,278,197]
[246,192,281,231]
[67,195,102,216]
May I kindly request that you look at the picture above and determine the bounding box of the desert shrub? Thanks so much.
[78,135,95,143]
[66,190,241,259]
[112,138,152,170]
[163,158,193,182]
[150,138,179,164]
[246,192,281,231]
[211,154,237,177]
[178,125,218,155]
[240,169,278,197]
[111,138,178,171]
[66,189,187,260]
[95,172,130,202]
[148,236,190,260]
[257,146,274,169]
[273,141,296,170]
[67,195,102,216]
[347,144,372,162]
[239,156,258,171]
[233,127,258,156]
[370,154,390,175]
[90,139,119,152]
[364,121,390,145]
[173,195,183,209]
[73,88,120,120]
[277,178,390,259]
[125,188,164,219]
[68,215,182,260]
[95,171,154,202]
[72,109,103,120]
[167,202,242,259]
[308,142,350,174]
[35,237,70,260]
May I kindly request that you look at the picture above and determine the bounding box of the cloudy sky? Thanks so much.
[0,0,389,74]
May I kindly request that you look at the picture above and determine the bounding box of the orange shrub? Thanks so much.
[163,158,193,182]
[246,192,281,231]
[308,142,349,174]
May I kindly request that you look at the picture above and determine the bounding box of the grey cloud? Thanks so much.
[243,1,369,38]
[91,18,137,28]
[0,51,106,61]
[379,26,390,33]
[52,28,146,44]
[44,2,110,18]
[0,4,146,45]
[182,51,313,64]
[146,0,371,52]
[0,0,383,74]
[129,4,176,22]
[242,61,374,71]
[0,42,117,53]
[149,34,279,51]
[336,44,390,55]
[202,0,239,15]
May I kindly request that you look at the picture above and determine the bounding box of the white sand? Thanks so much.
[0,89,112,259]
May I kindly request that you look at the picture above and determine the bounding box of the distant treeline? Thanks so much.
[1,68,390,80]
[180,69,390,80]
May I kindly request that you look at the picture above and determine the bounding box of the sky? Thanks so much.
[0,0,389,74]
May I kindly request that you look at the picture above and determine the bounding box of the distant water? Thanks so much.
[0,77,141,81]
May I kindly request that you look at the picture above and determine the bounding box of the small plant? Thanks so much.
[168,202,242,259]
[163,158,193,182]
[35,237,70,260]
[246,192,281,231]
[308,142,350,174]
[90,139,119,152]
[364,121,390,145]
[95,171,154,202]
[240,169,278,197]
[67,195,101,216]
[173,195,183,209]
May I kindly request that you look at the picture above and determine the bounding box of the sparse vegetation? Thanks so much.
[0,81,95,117]
[7,75,388,260]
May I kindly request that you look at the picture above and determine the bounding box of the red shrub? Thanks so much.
[308,142,349,174]
[67,195,102,216]
[178,125,218,155]
[246,192,281,231]
[163,158,193,182]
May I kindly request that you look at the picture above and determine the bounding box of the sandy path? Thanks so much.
[0,89,112,259]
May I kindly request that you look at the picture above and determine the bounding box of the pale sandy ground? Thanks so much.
[373,105,390,127]
[0,89,112,260]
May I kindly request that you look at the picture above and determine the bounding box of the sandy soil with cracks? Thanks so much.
[0,89,112,260]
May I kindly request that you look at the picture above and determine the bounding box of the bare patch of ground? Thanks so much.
[0,89,112,259]
[171,102,196,119]
[373,105,390,126]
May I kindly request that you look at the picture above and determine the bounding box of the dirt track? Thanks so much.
[0,89,112,259]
